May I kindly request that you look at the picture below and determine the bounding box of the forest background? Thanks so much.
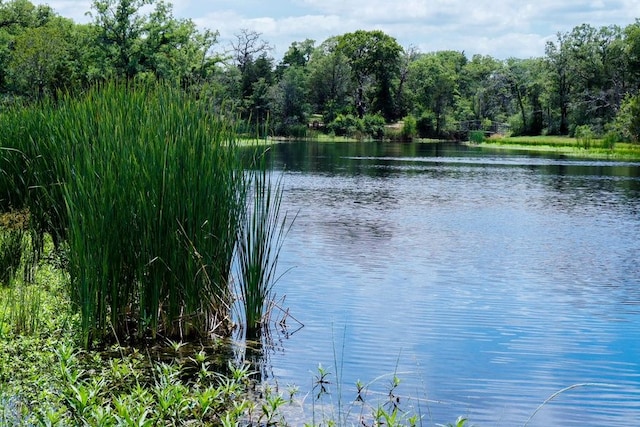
[1,0,639,142]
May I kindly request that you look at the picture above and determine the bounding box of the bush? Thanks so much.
[327,114,362,137]
[416,111,436,138]
[401,115,417,141]
[362,114,386,139]
[575,124,594,149]
[468,130,485,144]
[612,94,640,142]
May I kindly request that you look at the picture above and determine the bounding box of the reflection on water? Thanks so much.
[244,141,640,426]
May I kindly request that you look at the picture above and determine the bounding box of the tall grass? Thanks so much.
[0,228,25,286]
[0,82,295,346]
[0,82,256,346]
[61,83,251,345]
[235,161,293,336]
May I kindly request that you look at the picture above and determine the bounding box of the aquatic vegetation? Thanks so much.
[235,162,294,336]
[0,83,269,345]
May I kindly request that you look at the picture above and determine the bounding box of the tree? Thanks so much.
[459,54,504,122]
[278,38,315,73]
[336,30,403,120]
[139,1,219,84]
[545,32,572,134]
[230,29,274,125]
[306,37,352,122]
[625,20,640,88]
[269,66,310,135]
[232,28,271,74]
[0,0,57,94]
[407,51,465,136]
[91,0,151,79]
[6,17,76,98]
[545,24,629,135]
[90,0,219,84]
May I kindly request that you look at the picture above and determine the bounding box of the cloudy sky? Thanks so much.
[47,0,638,60]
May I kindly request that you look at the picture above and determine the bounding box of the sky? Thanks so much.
[46,0,639,61]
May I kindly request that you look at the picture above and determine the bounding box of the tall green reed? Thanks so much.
[55,83,249,346]
[0,82,253,346]
[0,228,25,286]
[235,157,293,337]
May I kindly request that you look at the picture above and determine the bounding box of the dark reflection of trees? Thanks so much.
[536,160,640,215]
[265,141,471,177]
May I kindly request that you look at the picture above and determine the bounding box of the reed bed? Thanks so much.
[0,83,278,346]
[235,164,293,336]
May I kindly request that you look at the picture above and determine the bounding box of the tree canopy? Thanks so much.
[0,0,639,141]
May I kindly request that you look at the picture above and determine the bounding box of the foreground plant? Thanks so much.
[236,161,294,337]
[0,82,262,345]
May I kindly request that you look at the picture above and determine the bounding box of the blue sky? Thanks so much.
[48,0,639,60]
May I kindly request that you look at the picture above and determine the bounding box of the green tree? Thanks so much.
[6,17,76,98]
[613,93,640,142]
[139,1,219,85]
[0,0,57,95]
[407,51,465,136]
[306,37,352,122]
[336,30,403,120]
[460,54,506,122]
[545,24,629,135]
[625,20,640,87]
[545,32,572,134]
[230,29,274,126]
[269,66,310,135]
[91,0,151,79]
[277,38,315,74]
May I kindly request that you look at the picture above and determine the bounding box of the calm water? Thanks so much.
[247,141,640,426]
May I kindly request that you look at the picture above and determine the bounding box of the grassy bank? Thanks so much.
[472,135,640,160]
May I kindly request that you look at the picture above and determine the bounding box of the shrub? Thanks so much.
[575,124,594,149]
[362,114,386,139]
[469,130,485,144]
[401,115,417,141]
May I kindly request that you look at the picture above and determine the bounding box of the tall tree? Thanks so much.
[91,0,151,79]
[0,0,56,94]
[336,30,403,120]
[459,54,504,121]
[6,17,76,98]
[407,51,465,136]
[545,32,572,134]
[306,36,352,122]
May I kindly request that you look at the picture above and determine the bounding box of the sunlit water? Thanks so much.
[243,141,640,426]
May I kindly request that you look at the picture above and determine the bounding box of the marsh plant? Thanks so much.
[0,82,296,346]
[235,162,294,337]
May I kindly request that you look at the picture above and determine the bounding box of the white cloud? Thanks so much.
[44,0,639,60]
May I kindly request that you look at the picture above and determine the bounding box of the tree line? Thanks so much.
[1,0,639,141]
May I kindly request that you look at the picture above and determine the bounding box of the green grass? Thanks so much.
[0,83,266,346]
[235,163,293,337]
[479,135,640,160]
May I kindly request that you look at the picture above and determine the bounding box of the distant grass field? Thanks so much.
[477,135,640,160]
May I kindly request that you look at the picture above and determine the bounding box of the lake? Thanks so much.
[242,140,640,426]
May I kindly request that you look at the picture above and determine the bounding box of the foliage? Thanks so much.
[0,83,254,346]
[1,1,640,140]
[613,93,640,142]
[401,115,418,141]
[336,30,403,120]
[468,130,485,144]
[235,162,293,336]
[575,124,594,148]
